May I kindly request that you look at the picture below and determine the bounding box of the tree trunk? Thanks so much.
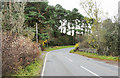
[65,22,68,34]
[73,25,76,44]
[71,28,72,36]
[70,24,72,36]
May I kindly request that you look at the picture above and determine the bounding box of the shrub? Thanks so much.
[2,32,40,76]
[79,41,89,48]
[75,42,80,49]
[69,49,75,53]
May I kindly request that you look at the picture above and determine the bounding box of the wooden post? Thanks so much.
[36,23,38,43]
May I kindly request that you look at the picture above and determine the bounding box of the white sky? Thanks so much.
[48,0,120,21]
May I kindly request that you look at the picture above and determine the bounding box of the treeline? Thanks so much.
[2,2,94,46]
[23,2,93,46]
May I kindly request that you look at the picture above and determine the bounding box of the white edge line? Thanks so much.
[80,65,99,77]
[65,56,73,62]
[41,52,49,77]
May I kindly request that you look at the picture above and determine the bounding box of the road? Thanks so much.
[41,48,118,77]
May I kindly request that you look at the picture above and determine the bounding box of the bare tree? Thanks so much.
[2,2,26,34]
[80,0,103,54]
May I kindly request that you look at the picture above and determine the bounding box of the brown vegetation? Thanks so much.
[2,32,40,76]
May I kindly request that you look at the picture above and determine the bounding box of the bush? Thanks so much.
[2,32,40,76]
[75,35,89,50]
[69,49,75,53]
[75,42,80,49]
[81,41,89,48]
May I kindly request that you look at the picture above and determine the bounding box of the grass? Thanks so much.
[72,51,118,61]
[45,45,74,52]
[13,52,46,76]
[13,59,43,76]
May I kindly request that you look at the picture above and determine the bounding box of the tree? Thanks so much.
[80,0,102,33]
[101,18,118,56]
[55,4,66,33]
[65,10,72,35]
[24,2,48,42]
[2,2,26,34]
[80,0,103,54]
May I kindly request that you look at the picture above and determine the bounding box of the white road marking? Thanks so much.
[41,52,49,77]
[80,65,100,77]
[65,56,73,62]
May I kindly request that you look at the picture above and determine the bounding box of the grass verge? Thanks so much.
[72,51,118,61]
[13,52,46,76]
[45,45,74,52]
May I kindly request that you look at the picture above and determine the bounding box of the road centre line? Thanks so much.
[65,56,73,62]
[80,65,101,77]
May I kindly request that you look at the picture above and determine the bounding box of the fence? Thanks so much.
[78,48,97,53]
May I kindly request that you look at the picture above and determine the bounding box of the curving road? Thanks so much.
[41,48,118,77]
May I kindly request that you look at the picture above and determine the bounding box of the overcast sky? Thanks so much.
[48,0,120,21]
